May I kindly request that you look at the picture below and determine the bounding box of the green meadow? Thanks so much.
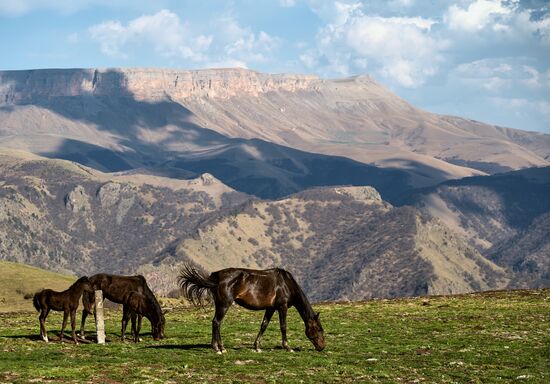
[0,289,548,383]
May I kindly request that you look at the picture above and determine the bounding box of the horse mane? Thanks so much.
[278,269,316,320]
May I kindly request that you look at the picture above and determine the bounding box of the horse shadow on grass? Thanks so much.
[2,334,43,341]
[145,343,212,351]
[1,332,98,344]
[145,344,305,352]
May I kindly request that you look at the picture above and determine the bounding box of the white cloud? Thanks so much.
[280,0,297,7]
[87,9,281,68]
[513,10,550,47]
[88,10,211,61]
[490,97,550,122]
[303,3,446,87]
[216,15,281,64]
[446,0,512,32]
[444,0,550,48]
[451,58,550,93]
[203,59,248,69]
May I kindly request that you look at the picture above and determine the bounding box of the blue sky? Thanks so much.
[0,0,549,133]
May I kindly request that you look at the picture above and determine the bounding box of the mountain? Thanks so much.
[1,68,548,203]
[1,68,548,300]
[408,167,550,288]
[0,150,510,300]
[141,186,508,300]
[0,149,247,275]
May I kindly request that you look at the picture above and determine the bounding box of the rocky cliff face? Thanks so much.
[0,68,319,103]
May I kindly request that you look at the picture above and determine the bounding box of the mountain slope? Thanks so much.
[1,68,548,200]
[488,212,550,288]
[409,166,550,288]
[0,149,247,275]
[144,186,508,300]
[0,149,530,301]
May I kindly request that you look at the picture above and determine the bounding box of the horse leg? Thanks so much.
[278,306,293,352]
[79,309,88,339]
[130,313,138,343]
[136,314,142,342]
[70,309,78,344]
[79,291,93,339]
[39,308,49,342]
[212,304,230,354]
[121,305,130,341]
[60,311,69,343]
[254,308,275,352]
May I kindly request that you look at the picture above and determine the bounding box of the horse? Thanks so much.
[32,276,94,344]
[79,274,165,341]
[178,265,325,354]
[122,291,164,342]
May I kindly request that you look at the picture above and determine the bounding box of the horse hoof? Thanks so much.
[221,348,227,354]
[216,350,223,355]
[254,348,262,353]
[42,336,49,343]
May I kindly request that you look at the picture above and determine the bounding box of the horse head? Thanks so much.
[151,320,163,341]
[74,276,95,294]
[147,297,164,341]
[305,312,325,351]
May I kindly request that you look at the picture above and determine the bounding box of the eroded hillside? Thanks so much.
[144,186,507,300]
[0,150,247,275]
[410,167,550,289]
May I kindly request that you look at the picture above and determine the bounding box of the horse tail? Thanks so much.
[177,263,218,307]
[33,292,41,312]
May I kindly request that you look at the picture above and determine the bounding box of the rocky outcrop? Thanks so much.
[65,185,91,212]
[334,186,383,203]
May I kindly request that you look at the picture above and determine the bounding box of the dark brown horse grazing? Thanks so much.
[80,274,164,341]
[178,265,325,353]
[122,291,164,342]
[33,276,94,344]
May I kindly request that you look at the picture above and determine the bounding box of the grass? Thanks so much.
[0,289,548,383]
[0,261,76,313]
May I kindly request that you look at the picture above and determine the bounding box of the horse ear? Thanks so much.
[315,312,320,319]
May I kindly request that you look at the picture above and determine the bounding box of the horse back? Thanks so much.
[219,268,290,310]
[89,274,147,304]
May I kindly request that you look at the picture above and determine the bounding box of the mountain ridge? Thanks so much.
[1,67,548,194]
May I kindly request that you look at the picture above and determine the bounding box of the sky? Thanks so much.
[0,0,549,133]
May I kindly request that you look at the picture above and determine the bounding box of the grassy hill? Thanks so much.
[0,261,75,313]
[0,289,548,383]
